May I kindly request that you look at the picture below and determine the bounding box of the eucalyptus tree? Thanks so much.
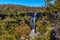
[44,0,54,6]
[55,0,60,3]
[45,0,51,6]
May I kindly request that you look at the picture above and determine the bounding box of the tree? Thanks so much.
[15,21,31,39]
[45,0,53,6]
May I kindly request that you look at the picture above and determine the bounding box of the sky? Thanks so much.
[0,0,54,7]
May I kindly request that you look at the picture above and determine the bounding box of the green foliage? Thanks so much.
[0,20,6,30]
[0,1,60,40]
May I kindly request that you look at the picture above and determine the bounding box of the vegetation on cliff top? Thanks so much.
[0,0,60,40]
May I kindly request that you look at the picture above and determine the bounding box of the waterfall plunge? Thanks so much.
[29,13,36,37]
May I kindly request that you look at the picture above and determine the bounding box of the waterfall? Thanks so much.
[29,13,36,37]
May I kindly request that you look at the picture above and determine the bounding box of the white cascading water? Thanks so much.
[29,13,36,37]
